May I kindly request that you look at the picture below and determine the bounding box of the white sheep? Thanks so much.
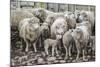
[11,9,33,28]
[51,17,68,39]
[19,16,40,52]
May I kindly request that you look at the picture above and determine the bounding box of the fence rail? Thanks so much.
[11,1,95,12]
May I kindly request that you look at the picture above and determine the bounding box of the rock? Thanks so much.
[69,57,73,60]
[11,59,15,66]
[54,60,59,63]
[57,56,63,60]
[36,53,42,57]
[87,55,91,59]
[28,51,33,55]
[37,57,44,64]
[47,61,52,64]
[27,63,32,65]
[47,57,56,62]
[67,59,72,63]
[14,56,19,60]
[22,61,27,65]
[72,60,77,63]
[41,52,46,57]
[59,60,66,63]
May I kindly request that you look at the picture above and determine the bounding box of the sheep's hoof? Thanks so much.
[75,58,79,62]
[25,49,28,52]
[34,50,37,53]
[56,54,59,57]
[64,57,68,60]
[83,58,88,61]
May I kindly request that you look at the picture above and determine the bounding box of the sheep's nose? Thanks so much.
[34,24,39,29]
[61,31,64,35]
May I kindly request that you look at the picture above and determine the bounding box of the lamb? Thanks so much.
[71,25,90,61]
[62,29,74,59]
[19,16,40,52]
[44,39,60,56]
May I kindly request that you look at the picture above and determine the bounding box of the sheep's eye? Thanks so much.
[84,15,87,17]
[63,25,66,28]
[50,17,54,19]
[56,26,59,29]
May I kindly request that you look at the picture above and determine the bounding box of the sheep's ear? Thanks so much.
[64,14,70,22]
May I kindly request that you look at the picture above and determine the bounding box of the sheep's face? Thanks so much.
[35,8,46,22]
[42,23,49,30]
[45,15,55,26]
[29,23,39,32]
[78,11,88,23]
[29,18,40,32]
[55,18,68,39]
[74,10,80,23]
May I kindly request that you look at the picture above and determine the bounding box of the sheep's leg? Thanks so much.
[76,41,80,61]
[52,46,55,56]
[83,48,88,61]
[76,48,80,61]
[25,41,29,52]
[65,48,68,60]
[39,37,42,48]
[69,45,72,57]
[45,46,49,56]
[63,44,68,59]
[83,49,85,60]
[33,42,37,52]
[55,46,59,56]
[58,43,61,51]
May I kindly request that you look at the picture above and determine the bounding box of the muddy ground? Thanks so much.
[11,28,95,67]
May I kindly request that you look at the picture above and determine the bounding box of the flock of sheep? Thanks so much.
[11,8,95,62]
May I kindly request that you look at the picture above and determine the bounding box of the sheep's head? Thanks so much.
[54,17,68,39]
[33,8,46,22]
[45,14,55,26]
[28,17,40,32]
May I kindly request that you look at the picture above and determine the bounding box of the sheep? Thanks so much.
[71,25,90,61]
[62,29,74,59]
[11,9,34,28]
[39,22,50,48]
[74,10,81,23]
[51,17,68,40]
[77,10,95,35]
[64,12,76,29]
[87,36,95,55]
[44,38,60,56]
[19,16,40,52]
[45,12,64,26]
[25,8,54,24]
